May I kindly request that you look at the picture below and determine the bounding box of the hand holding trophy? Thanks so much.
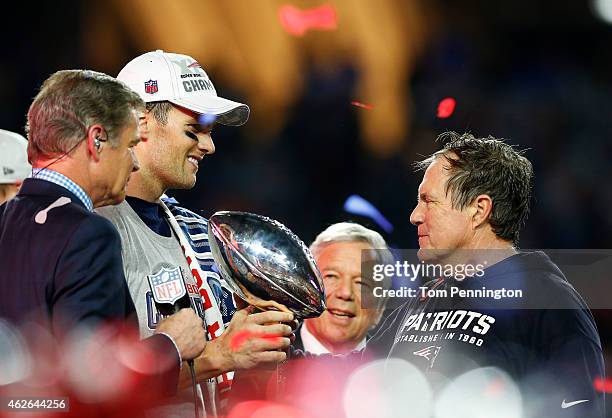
[208,211,327,401]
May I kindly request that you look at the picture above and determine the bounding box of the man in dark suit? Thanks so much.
[0,70,205,401]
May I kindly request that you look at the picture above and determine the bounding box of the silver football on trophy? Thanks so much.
[208,211,326,319]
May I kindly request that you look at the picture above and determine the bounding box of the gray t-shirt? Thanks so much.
[97,200,214,418]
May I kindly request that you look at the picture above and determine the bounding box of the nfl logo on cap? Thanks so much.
[118,51,250,126]
[147,266,187,304]
[144,79,158,94]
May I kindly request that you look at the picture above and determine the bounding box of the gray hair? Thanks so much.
[310,222,394,313]
[310,222,393,265]
[26,70,144,162]
[415,131,533,245]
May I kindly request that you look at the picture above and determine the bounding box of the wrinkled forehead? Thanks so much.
[420,154,454,190]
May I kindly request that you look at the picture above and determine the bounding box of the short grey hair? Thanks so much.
[310,222,393,264]
[26,70,144,162]
[310,222,394,312]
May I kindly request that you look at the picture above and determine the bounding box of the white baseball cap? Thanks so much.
[117,50,249,126]
[0,129,31,184]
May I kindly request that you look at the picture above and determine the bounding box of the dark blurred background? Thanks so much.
[1,0,611,390]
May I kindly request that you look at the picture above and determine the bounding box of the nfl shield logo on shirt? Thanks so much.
[147,266,187,304]
[144,79,158,94]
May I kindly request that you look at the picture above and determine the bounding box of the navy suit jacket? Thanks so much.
[0,178,180,398]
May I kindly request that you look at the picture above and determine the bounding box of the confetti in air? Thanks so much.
[198,113,217,126]
[279,4,337,37]
[344,194,394,233]
[437,97,456,118]
[594,377,612,393]
[350,101,374,110]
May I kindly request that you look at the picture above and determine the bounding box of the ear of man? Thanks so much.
[470,194,493,230]
[138,112,151,142]
[86,125,105,162]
